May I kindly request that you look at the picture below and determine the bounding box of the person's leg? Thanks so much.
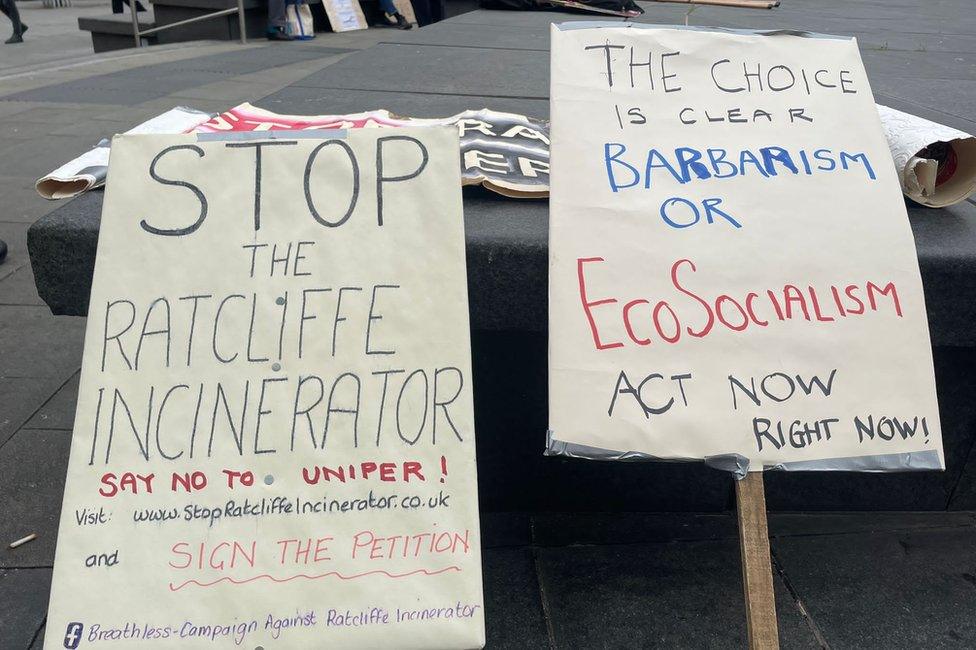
[377,0,411,29]
[1,0,26,44]
[266,0,292,39]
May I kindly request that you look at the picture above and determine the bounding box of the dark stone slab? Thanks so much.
[23,372,79,432]
[258,86,550,120]
[27,190,101,318]
[471,331,731,512]
[288,43,548,98]
[30,189,976,349]
[0,569,51,650]
[0,430,71,569]
[531,512,738,546]
[537,539,819,649]
[859,48,976,82]
[481,512,532,548]
[482,547,551,649]
[772,526,976,647]
[768,511,976,537]
[1,46,352,106]
[442,10,621,29]
[874,78,976,132]
[380,21,550,51]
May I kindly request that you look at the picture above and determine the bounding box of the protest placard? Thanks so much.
[46,128,485,649]
[547,24,943,472]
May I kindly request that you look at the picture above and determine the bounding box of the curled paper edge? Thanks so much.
[35,107,214,200]
[876,104,976,208]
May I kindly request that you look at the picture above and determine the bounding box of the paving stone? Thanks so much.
[772,526,976,647]
[0,176,72,225]
[0,377,69,446]
[289,43,549,98]
[382,22,550,51]
[24,372,79,432]
[0,430,71,568]
[537,539,819,649]
[872,77,976,130]
[0,102,44,120]
[258,85,550,120]
[482,547,551,649]
[860,48,976,82]
[47,118,136,139]
[0,264,46,307]
[2,46,354,106]
[0,221,30,283]
[0,134,99,181]
[0,568,51,650]
[0,306,85,379]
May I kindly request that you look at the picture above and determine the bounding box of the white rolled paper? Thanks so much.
[876,104,976,208]
[35,107,214,200]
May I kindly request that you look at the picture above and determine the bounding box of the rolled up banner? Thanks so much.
[876,104,976,208]
[195,103,550,198]
[35,107,214,200]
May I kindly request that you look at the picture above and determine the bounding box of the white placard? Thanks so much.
[47,128,485,649]
[548,24,943,471]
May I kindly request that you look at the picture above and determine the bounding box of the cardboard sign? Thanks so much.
[547,24,943,471]
[323,0,368,32]
[46,128,485,649]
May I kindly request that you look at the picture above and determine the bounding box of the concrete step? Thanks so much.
[77,11,157,34]
[77,11,160,51]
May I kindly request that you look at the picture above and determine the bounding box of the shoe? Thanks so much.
[266,26,294,41]
[5,32,23,44]
[385,11,412,29]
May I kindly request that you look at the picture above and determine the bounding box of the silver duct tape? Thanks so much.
[765,449,943,473]
[545,431,670,462]
[545,432,942,479]
[195,129,348,142]
[554,21,843,40]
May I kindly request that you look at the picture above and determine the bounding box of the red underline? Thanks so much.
[168,566,462,592]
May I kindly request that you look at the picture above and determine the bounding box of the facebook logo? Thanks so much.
[63,622,83,649]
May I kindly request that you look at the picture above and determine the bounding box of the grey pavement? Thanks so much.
[0,0,112,75]
[3,0,976,648]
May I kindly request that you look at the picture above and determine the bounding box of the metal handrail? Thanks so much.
[130,0,247,48]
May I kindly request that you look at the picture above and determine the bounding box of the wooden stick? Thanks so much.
[646,0,780,9]
[735,472,780,649]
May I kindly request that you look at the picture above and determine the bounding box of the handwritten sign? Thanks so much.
[46,128,485,648]
[547,24,943,471]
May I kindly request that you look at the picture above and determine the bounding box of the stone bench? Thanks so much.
[32,9,976,512]
[78,12,159,52]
